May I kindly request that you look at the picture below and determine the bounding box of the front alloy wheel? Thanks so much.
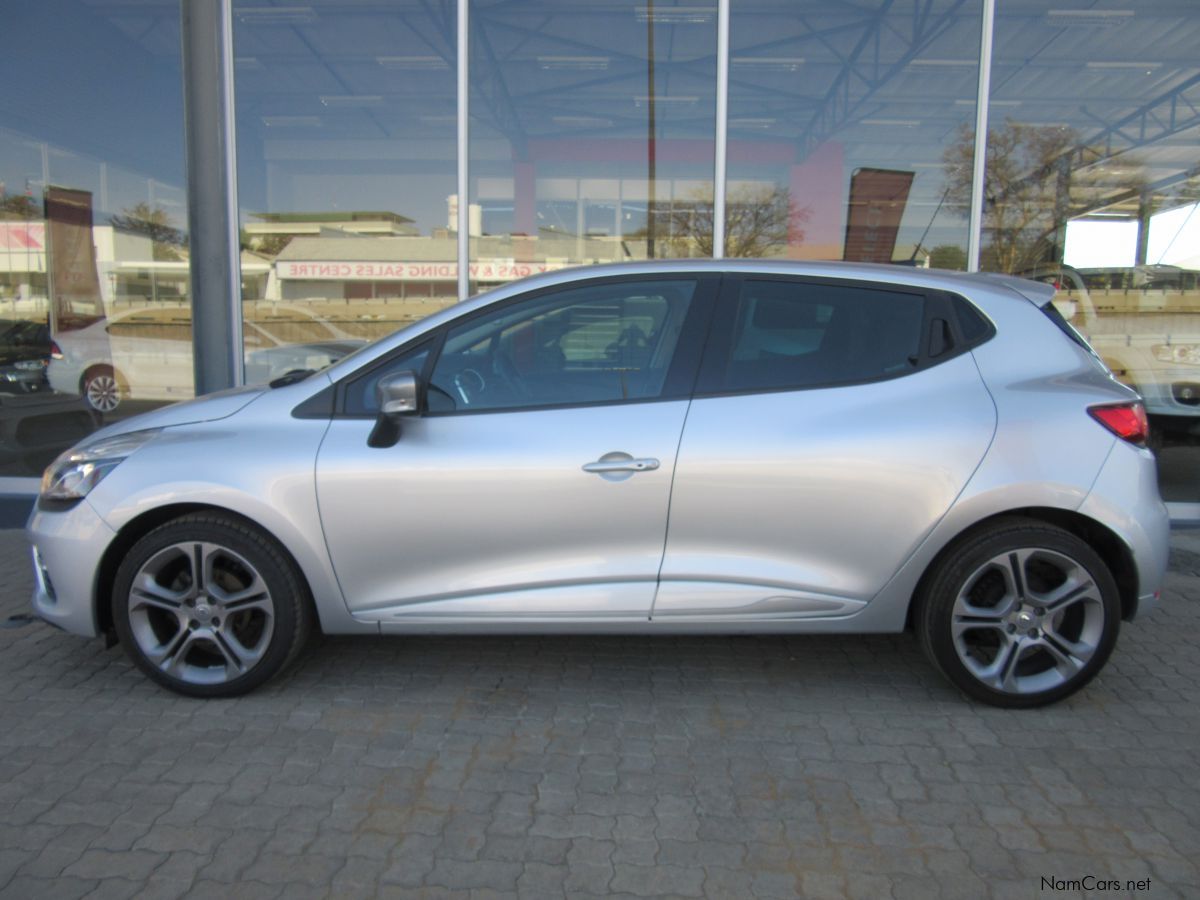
[113,514,311,697]
[917,519,1121,707]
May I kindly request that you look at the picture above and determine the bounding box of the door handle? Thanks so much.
[582,456,660,474]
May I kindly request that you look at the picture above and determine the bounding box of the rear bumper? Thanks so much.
[26,499,116,638]
[1078,440,1170,618]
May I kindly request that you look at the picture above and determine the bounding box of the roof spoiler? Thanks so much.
[975,272,1058,307]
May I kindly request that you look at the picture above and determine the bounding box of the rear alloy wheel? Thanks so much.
[82,365,123,414]
[917,519,1121,708]
[112,514,312,697]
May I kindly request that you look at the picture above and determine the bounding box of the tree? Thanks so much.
[928,244,967,271]
[943,120,1076,273]
[942,119,1145,274]
[637,184,807,258]
[110,202,186,261]
[241,232,294,258]
[0,193,39,220]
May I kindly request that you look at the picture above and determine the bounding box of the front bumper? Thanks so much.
[26,499,116,637]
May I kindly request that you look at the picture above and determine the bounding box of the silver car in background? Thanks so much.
[27,261,1169,707]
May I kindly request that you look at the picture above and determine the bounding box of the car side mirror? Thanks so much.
[378,370,423,418]
[368,370,424,448]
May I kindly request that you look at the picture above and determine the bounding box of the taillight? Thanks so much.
[1088,402,1149,446]
[49,341,63,360]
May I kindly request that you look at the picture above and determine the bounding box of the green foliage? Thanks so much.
[929,244,968,271]
[110,202,186,261]
[0,194,40,220]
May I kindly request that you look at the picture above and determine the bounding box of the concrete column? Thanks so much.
[181,0,244,393]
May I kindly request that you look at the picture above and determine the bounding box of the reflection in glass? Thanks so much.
[467,0,718,286]
[0,1,190,474]
[727,0,982,265]
[984,0,1200,500]
[234,0,460,353]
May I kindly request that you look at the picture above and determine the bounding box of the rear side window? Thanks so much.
[951,293,991,344]
[703,280,925,393]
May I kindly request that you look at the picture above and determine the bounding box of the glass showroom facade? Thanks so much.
[1,0,1198,509]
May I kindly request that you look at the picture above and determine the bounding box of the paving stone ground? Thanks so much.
[1,527,1198,899]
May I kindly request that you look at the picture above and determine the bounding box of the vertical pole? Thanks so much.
[181,0,244,392]
[40,146,54,336]
[99,161,109,214]
[712,0,729,258]
[457,0,470,301]
[967,0,995,272]
[646,0,656,259]
[1135,190,1152,265]
[1050,156,1071,264]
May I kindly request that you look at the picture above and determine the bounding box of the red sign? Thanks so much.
[0,222,45,250]
[276,260,570,282]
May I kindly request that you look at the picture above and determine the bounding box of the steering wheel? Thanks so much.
[492,351,531,399]
[452,368,485,406]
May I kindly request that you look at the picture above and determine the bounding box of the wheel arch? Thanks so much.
[906,506,1140,629]
[94,502,318,640]
[79,361,126,390]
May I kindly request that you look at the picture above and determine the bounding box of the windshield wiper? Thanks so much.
[268,368,316,388]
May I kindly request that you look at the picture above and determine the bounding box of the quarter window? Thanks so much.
[344,343,432,415]
[706,280,926,392]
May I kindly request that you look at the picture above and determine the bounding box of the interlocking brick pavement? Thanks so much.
[1,527,1197,899]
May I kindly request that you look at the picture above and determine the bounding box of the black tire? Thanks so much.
[81,365,124,414]
[915,517,1121,708]
[112,513,313,698]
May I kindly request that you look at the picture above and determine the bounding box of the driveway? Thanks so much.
[1,528,1197,899]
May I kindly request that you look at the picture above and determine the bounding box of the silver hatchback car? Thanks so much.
[28,261,1169,707]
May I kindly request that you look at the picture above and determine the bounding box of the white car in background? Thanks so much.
[48,307,364,412]
[1025,265,1200,440]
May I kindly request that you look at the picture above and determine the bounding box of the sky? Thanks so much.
[1064,202,1200,271]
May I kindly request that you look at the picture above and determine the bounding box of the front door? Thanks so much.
[315,274,714,625]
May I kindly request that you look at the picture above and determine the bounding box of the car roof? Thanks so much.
[463,258,1049,311]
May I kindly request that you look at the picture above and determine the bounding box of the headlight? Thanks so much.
[1152,344,1200,365]
[40,429,161,501]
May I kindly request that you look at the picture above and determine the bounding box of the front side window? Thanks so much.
[429,279,697,412]
[705,280,926,393]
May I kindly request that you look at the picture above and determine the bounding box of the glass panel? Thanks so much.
[726,0,983,265]
[467,0,718,292]
[0,1,189,475]
[710,281,924,392]
[986,0,1200,501]
[233,0,459,367]
[430,279,696,410]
